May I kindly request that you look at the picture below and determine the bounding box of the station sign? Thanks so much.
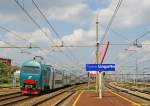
[86,64,115,71]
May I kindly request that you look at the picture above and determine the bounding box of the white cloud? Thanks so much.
[1,0,150,29]
[118,52,128,60]
[118,40,150,63]
[1,0,150,68]
[62,29,96,45]
[0,41,8,46]
[137,40,150,63]
[46,3,93,23]
[3,27,54,48]
[141,40,150,52]
[95,0,150,28]
[0,28,54,61]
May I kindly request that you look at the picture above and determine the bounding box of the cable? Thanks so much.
[97,0,123,67]
[32,0,60,38]
[0,26,29,43]
[51,43,150,46]
[0,39,36,56]
[14,0,90,70]
[0,26,50,58]
[0,25,70,68]
[0,26,37,55]
[14,0,53,43]
[100,0,123,45]
[14,0,76,64]
[1,40,15,47]
[135,30,150,41]
[31,0,80,64]
[110,30,130,42]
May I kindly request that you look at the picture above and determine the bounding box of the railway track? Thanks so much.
[53,91,75,106]
[36,90,76,106]
[106,83,150,101]
[32,87,76,106]
[0,93,35,106]
[107,82,150,94]
[128,87,150,94]
[0,85,83,106]
[0,91,20,97]
[0,92,21,101]
[11,86,79,106]
[32,90,67,106]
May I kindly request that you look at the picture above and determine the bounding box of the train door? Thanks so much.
[52,67,55,89]
[49,67,54,89]
[54,69,63,88]
[46,66,51,90]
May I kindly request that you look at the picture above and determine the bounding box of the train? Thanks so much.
[20,59,88,94]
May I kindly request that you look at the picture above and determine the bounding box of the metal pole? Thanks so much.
[99,72,102,98]
[143,63,144,83]
[95,15,98,94]
[96,15,102,98]
[88,72,90,90]
[135,56,138,86]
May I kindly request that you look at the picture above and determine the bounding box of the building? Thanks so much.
[0,58,11,66]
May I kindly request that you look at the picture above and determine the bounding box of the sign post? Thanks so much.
[86,64,115,98]
[99,72,102,98]
[96,15,99,95]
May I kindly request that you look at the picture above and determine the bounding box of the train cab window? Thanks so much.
[22,66,40,74]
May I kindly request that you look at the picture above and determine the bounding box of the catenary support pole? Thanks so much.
[96,14,102,98]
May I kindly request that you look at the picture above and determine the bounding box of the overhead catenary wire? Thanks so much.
[95,0,123,69]
[122,29,150,68]
[0,26,29,44]
[0,40,15,47]
[31,0,80,64]
[0,46,39,48]
[13,0,77,64]
[0,39,37,56]
[9,0,78,70]
[0,25,72,70]
[134,30,150,41]
[0,26,39,55]
[14,0,79,64]
[100,0,123,45]
[2,34,40,55]
[14,0,54,43]
[0,26,52,61]
[0,26,38,56]
[110,30,130,42]
[32,0,60,38]
[51,43,150,47]
[124,30,150,50]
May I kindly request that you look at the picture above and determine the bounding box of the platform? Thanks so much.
[72,89,142,106]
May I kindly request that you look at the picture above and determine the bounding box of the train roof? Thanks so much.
[45,65,54,67]
[21,60,43,68]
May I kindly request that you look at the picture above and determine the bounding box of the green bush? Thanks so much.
[0,76,9,83]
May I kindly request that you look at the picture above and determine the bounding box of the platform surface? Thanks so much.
[73,89,141,106]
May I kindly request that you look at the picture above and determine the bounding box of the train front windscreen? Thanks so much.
[21,66,40,74]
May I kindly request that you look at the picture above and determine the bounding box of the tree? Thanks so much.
[0,62,19,83]
[0,62,10,83]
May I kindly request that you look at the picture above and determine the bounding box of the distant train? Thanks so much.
[20,59,88,94]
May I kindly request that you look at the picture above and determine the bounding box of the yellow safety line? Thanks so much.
[72,90,84,106]
[109,90,141,106]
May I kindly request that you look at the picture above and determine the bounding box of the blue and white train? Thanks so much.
[20,59,87,94]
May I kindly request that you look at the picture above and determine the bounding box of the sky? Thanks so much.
[0,0,150,76]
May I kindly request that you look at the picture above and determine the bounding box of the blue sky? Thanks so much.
[0,0,150,75]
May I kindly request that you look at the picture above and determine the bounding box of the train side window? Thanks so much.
[47,67,51,71]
